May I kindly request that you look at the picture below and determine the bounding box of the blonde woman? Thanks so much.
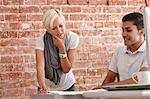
[36,9,79,93]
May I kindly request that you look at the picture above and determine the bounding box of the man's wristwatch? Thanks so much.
[59,53,67,59]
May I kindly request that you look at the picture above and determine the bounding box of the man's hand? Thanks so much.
[92,85,103,90]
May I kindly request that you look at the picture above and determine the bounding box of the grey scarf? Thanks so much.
[44,32,62,85]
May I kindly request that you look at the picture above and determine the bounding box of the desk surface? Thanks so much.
[83,89,150,99]
[32,90,150,99]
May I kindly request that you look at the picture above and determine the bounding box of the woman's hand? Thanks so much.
[38,86,48,94]
[52,36,65,52]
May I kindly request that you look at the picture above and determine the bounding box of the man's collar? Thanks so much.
[122,41,146,54]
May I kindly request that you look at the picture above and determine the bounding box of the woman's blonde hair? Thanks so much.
[42,9,65,30]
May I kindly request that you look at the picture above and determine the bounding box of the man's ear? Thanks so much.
[140,28,144,35]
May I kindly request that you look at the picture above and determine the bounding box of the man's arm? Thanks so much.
[102,78,136,86]
[101,70,118,86]
[102,67,150,86]
[92,70,117,89]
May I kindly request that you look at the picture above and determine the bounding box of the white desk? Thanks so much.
[32,90,150,99]
[82,89,150,99]
[32,91,85,99]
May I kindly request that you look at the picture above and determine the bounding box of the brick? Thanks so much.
[67,0,88,5]
[25,0,47,5]
[101,29,122,36]
[3,0,20,5]
[114,21,122,28]
[47,0,67,5]
[102,36,123,44]
[3,88,24,97]
[0,14,4,21]
[17,39,30,46]
[80,30,102,37]
[0,31,17,38]
[0,23,9,31]
[12,56,23,63]
[0,88,3,97]
[17,47,35,54]
[24,63,36,72]
[82,6,102,13]
[63,14,69,20]
[103,22,115,28]
[122,7,140,12]
[28,38,36,46]
[0,56,12,63]
[31,22,44,30]
[19,22,32,30]
[62,7,81,13]
[27,14,42,21]
[70,14,89,21]
[95,22,103,28]
[79,37,93,45]
[20,79,35,87]
[0,64,14,72]
[0,47,18,55]
[5,14,26,21]
[9,23,20,30]
[24,72,36,79]
[89,14,110,21]
[1,80,20,89]
[18,31,42,38]
[103,7,122,13]
[0,6,19,13]
[73,69,87,76]
[0,63,24,72]
[0,72,23,81]
[88,0,108,5]
[73,22,93,30]
[77,52,89,60]
[25,87,37,96]
[24,55,35,63]
[0,0,2,5]
[75,76,86,84]
[108,0,126,5]
[19,6,40,13]
[9,72,24,80]
[84,76,101,83]
[128,0,145,6]
[109,14,123,20]
[66,22,74,29]
[73,60,92,68]
[0,39,19,47]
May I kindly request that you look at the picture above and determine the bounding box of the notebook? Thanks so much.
[102,84,150,91]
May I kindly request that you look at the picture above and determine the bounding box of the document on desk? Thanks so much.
[48,91,85,95]
[48,89,107,96]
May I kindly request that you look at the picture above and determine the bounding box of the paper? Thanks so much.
[48,89,107,95]
[48,91,85,95]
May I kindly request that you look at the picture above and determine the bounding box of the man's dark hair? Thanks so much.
[122,12,144,30]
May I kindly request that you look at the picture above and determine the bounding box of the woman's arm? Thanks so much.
[36,49,48,93]
[52,36,76,73]
[60,49,75,73]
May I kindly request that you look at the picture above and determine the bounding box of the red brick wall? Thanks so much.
[0,0,148,98]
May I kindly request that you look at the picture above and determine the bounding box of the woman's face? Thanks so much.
[122,21,143,47]
[48,16,66,39]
